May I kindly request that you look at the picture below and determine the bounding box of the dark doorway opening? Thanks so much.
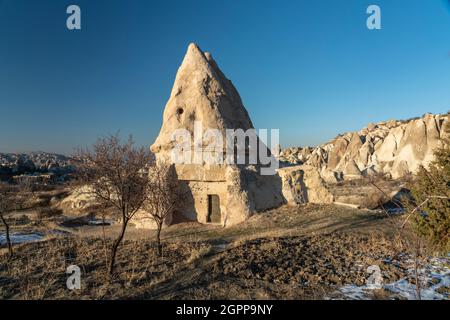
[207,195,221,223]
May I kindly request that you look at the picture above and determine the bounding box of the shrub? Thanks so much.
[410,121,450,251]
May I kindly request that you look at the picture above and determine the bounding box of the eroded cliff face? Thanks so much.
[280,113,449,182]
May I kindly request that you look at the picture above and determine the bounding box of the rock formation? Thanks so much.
[151,43,254,160]
[278,165,334,205]
[141,43,333,228]
[280,113,449,181]
[0,152,76,182]
[0,152,74,174]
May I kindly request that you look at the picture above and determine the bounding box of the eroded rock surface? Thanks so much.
[280,113,449,181]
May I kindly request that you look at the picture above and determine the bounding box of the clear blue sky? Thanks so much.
[1,0,449,154]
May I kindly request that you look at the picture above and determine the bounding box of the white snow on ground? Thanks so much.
[0,232,44,245]
[333,256,450,300]
[88,219,113,226]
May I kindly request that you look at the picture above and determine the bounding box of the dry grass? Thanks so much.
[0,230,421,300]
[186,244,212,265]
[0,199,439,300]
[0,237,211,299]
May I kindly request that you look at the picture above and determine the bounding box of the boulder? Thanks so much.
[278,165,334,205]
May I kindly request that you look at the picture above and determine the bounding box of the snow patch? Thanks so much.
[0,232,44,245]
[333,256,450,300]
[88,219,113,226]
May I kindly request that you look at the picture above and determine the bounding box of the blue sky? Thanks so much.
[1,0,449,154]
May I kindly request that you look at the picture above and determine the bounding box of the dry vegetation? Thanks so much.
[1,228,442,300]
[2,199,447,300]
[0,237,211,299]
[74,134,153,274]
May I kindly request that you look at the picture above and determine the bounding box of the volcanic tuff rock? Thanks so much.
[0,152,75,177]
[151,43,254,160]
[280,113,449,181]
[140,43,334,229]
[278,165,334,205]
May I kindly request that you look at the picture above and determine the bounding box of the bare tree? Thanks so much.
[143,161,184,256]
[74,134,152,275]
[0,178,36,259]
[0,183,16,259]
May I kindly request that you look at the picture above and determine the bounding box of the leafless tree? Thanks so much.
[0,178,37,259]
[74,134,152,275]
[143,161,185,256]
[0,183,17,259]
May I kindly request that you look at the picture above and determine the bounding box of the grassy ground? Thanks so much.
[3,202,440,300]
[1,232,411,300]
[69,204,397,243]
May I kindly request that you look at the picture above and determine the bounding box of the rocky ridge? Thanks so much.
[280,113,449,182]
[0,152,75,179]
